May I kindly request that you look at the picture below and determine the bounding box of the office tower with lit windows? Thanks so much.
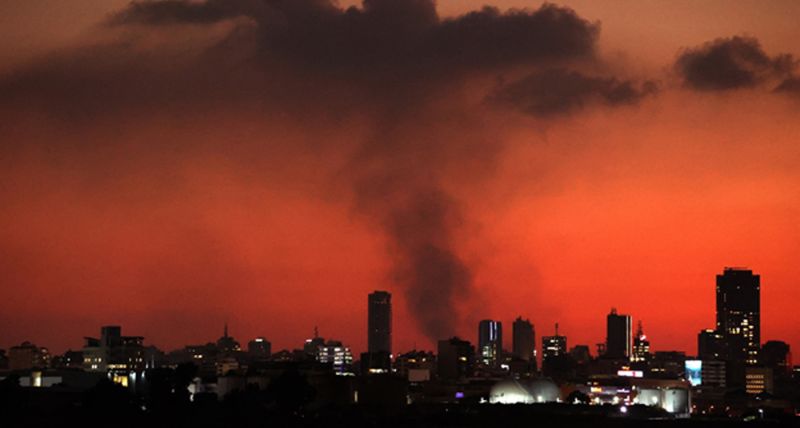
[716,268,760,365]
[542,324,567,360]
[368,291,392,354]
[316,340,354,375]
[512,317,536,362]
[631,321,651,363]
[478,319,502,366]
[605,308,632,360]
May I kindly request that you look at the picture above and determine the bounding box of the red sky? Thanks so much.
[0,1,798,359]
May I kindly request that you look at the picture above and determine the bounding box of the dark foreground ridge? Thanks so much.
[2,370,798,428]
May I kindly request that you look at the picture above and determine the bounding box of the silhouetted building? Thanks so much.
[360,351,391,374]
[8,341,50,370]
[605,308,632,360]
[701,359,727,389]
[52,350,84,369]
[438,337,474,381]
[478,319,502,366]
[368,291,392,355]
[248,337,271,358]
[0,349,7,370]
[216,323,241,353]
[512,316,536,362]
[569,345,591,364]
[697,329,724,360]
[648,351,686,379]
[716,267,760,365]
[304,327,325,358]
[761,340,791,375]
[395,350,435,381]
[632,321,650,363]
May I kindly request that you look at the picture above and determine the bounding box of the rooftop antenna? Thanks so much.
[555,322,559,336]
[314,325,319,339]
[224,321,228,338]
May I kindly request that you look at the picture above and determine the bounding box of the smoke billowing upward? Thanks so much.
[0,0,645,342]
[106,0,599,340]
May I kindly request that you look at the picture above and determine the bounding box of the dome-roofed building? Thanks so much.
[489,378,560,404]
[489,379,535,404]
[528,378,560,403]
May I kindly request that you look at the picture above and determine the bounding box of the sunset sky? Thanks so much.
[1,0,798,358]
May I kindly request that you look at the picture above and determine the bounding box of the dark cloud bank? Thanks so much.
[0,0,656,341]
[675,35,797,93]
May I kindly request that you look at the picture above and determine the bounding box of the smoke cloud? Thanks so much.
[0,0,648,342]
[675,36,795,91]
[489,68,658,116]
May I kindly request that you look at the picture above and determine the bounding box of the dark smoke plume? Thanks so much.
[1,0,609,341]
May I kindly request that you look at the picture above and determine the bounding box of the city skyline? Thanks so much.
[0,266,792,359]
[2,267,795,421]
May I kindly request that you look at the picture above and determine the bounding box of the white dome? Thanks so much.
[528,379,560,403]
[489,379,535,404]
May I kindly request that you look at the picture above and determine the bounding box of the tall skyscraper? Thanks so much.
[368,291,392,354]
[716,267,760,365]
[512,317,536,362]
[605,308,632,360]
[631,321,650,363]
[478,319,502,366]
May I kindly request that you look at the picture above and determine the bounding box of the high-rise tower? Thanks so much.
[368,291,392,354]
[512,317,536,362]
[478,319,502,366]
[716,268,760,365]
[605,308,632,359]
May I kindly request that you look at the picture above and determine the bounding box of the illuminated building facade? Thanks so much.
[744,366,773,395]
[316,340,354,375]
[478,319,502,366]
[716,267,760,365]
[606,308,632,360]
[542,324,567,360]
[632,321,650,363]
[82,326,144,378]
